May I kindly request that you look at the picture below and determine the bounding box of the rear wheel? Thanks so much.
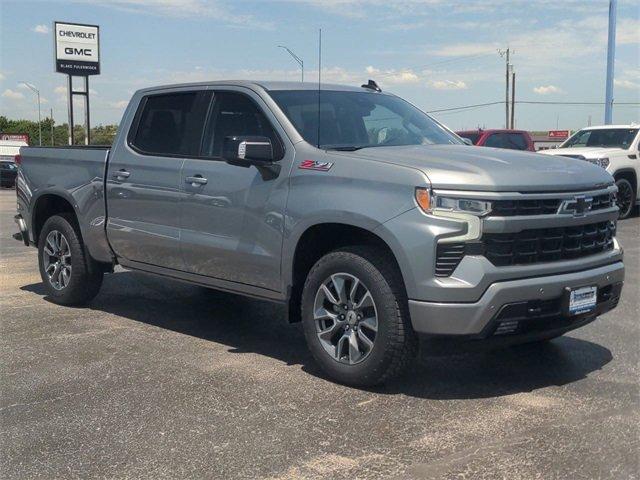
[38,214,103,305]
[301,246,417,387]
[615,177,635,219]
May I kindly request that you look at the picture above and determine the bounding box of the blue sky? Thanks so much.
[1,0,638,131]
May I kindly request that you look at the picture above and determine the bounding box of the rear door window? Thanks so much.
[484,133,528,150]
[130,91,210,156]
[507,133,527,150]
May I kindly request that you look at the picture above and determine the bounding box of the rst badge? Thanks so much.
[299,160,334,172]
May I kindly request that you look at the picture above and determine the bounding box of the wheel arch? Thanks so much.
[613,168,637,193]
[285,220,407,323]
[31,192,80,245]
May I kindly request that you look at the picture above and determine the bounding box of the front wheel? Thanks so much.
[301,246,417,387]
[38,214,104,305]
[615,178,635,219]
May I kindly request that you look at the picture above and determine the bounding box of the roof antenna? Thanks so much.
[361,79,381,92]
[317,27,322,149]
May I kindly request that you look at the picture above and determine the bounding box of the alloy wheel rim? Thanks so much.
[43,230,72,290]
[313,272,378,365]
[617,181,633,217]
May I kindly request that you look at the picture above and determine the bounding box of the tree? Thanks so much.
[0,116,118,146]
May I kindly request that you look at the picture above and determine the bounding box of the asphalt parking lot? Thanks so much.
[1,188,638,479]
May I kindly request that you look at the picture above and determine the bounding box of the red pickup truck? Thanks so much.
[456,129,535,151]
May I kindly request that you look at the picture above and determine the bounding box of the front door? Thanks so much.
[106,90,210,270]
[179,89,289,291]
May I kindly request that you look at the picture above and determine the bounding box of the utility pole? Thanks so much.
[499,48,511,129]
[278,45,304,82]
[50,108,54,146]
[510,70,516,129]
[604,0,617,124]
[20,82,42,145]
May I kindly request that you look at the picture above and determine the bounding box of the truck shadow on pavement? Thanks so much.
[22,270,613,400]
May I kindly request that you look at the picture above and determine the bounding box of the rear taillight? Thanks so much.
[14,154,21,165]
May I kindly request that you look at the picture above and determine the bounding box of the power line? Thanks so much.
[427,101,504,113]
[518,100,639,105]
[373,52,495,79]
[428,100,639,114]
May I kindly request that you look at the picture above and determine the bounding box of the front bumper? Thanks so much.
[409,261,624,337]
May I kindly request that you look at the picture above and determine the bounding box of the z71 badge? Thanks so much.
[298,160,334,172]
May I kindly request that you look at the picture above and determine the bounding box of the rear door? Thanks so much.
[106,89,210,270]
[179,88,289,290]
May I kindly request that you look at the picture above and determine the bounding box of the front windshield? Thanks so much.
[269,90,462,149]
[561,128,639,150]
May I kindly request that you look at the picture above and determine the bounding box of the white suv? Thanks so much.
[541,125,640,218]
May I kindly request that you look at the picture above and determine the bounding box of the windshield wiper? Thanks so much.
[326,145,369,151]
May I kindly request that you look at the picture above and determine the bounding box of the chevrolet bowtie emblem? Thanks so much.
[558,195,593,217]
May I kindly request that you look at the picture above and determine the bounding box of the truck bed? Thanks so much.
[17,145,113,263]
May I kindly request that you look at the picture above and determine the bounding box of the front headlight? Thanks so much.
[415,188,492,216]
[587,157,610,169]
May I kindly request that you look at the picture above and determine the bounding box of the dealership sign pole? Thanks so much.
[54,22,100,145]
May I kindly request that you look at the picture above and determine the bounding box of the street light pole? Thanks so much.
[20,82,42,146]
[604,0,617,124]
[278,45,304,82]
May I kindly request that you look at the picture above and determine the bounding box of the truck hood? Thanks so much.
[539,147,623,158]
[341,144,613,192]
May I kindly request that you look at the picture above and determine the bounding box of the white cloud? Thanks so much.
[32,24,50,34]
[158,65,365,86]
[614,79,639,89]
[109,100,129,109]
[430,15,638,79]
[617,18,640,45]
[2,89,25,100]
[0,72,5,81]
[432,43,498,57]
[365,66,420,84]
[533,85,564,95]
[77,0,273,29]
[54,86,67,95]
[428,80,468,90]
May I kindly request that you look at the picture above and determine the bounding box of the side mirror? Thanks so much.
[223,136,274,166]
[461,137,473,146]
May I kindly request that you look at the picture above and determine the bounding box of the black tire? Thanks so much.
[38,214,103,305]
[615,177,635,219]
[301,246,417,387]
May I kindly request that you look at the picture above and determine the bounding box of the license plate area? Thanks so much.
[563,285,598,316]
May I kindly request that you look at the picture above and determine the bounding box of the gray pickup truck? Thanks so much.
[15,80,624,386]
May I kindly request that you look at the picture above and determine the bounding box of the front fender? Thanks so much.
[281,211,388,287]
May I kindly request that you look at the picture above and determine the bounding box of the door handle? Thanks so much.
[113,169,131,180]
[185,175,208,186]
